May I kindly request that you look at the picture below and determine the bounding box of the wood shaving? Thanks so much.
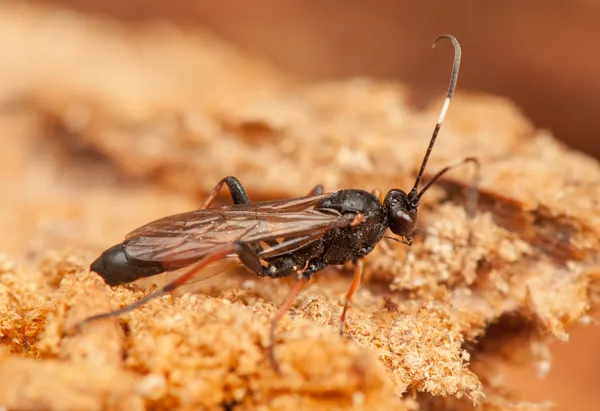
[0,2,599,410]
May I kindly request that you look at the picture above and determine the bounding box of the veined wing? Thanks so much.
[123,194,351,264]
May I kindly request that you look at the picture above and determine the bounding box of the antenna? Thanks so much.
[410,34,461,198]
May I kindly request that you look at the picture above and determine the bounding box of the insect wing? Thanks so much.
[125,194,333,239]
[123,194,346,264]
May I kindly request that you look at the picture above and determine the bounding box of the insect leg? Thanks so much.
[202,176,251,209]
[338,257,364,336]
[269,259,326,373]
[234,240,309,279]
[72,248,231,331]
[233,242,263,274]
[307,184,324,196]
[417,157,480,218]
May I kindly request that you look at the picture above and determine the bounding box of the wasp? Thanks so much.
[78,35,478,372]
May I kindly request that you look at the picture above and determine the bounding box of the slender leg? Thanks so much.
[339,257,364,336]
[202,176,251,209]
[73,248,231,331]
[233,241,263,275]
[307,184,324,196]
[417,157,480,218]
[269,260,325,373]
[269,275,308,373]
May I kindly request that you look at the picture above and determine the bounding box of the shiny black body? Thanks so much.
[90,34,466,290]
[254,189,389,278]
[82,35,473,373]
[91,186,400,284]
[91,243,164,285]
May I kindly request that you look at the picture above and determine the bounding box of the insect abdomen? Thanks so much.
[90,242,165,286]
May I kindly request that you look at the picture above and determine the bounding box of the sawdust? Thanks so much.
[1,2,599,410]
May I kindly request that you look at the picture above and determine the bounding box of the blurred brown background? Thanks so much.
[56,0,600,160]
[8,1,600,409]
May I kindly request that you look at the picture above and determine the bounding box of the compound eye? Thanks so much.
[394,209,416,235]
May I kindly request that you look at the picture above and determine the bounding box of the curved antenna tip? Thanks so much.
[410,34,462,195]
[432,34,460,48]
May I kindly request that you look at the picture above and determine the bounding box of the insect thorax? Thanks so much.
[254,189,388,279]
[316,189,388,265]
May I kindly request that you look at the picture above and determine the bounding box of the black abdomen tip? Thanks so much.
[90,254,107,278]
[90,242,164,286]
